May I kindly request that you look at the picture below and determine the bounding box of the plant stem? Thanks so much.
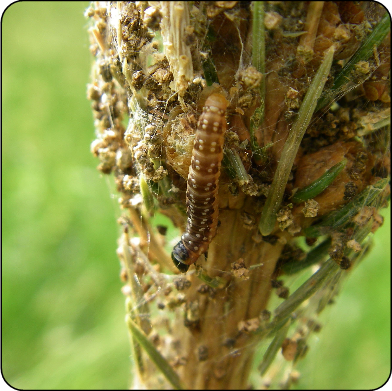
[259,46,335,236]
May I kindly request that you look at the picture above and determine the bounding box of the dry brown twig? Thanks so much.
[86,2,390,389]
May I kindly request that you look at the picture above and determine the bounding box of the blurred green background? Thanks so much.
[2,2,390,389]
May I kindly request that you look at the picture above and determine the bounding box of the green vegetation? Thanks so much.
[292,159,347,203]
[2,2,129,389]
[259,46,335,236]
[2,2,390,390]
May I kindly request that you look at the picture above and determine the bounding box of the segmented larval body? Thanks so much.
[171,93,228,272]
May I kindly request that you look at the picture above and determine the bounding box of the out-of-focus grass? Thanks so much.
[1,2,390,390]
[2,2,130,389]
[293,209,390,390]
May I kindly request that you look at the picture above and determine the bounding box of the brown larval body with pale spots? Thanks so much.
[171,93,228,271]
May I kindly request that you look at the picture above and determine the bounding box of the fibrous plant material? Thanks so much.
[258,45,335,236]
[303,177,388,237]
[86,2,390,389]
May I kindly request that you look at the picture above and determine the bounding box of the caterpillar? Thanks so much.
[172,93,228,272]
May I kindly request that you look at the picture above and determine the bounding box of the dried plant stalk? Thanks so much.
[86,2,390,389]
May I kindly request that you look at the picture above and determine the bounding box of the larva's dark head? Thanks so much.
[171,241,190,273]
